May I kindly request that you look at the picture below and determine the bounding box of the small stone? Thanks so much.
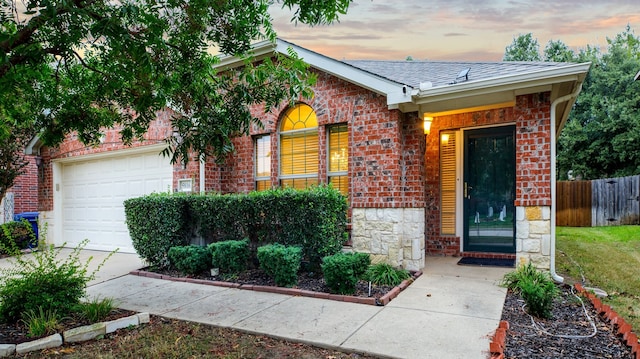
[64,322,106,343]
[0,344,16,358]
[16,334,62,354]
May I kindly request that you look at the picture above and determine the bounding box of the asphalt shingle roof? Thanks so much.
[342,60,574,89]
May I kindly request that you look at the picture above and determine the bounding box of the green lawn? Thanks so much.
[556,225,640,331]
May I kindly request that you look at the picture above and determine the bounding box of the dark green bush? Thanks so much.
[365,263,411,286]
[0,239,114,323]
[257,244,302,287]
[265,186,347,269]
[189,194,250,242]
[208,239,250,275]
[0,220,35,254]
[502,263,559,319]
[124,193,191,268]
[168,245,211,276]
[125,186,348,271]
[321,252,371,295]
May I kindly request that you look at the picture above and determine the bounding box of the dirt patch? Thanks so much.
[501,284,633,358]
[0,309,136,345]
[19,316,376,359]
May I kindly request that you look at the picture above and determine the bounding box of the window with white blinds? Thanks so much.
[440,131,457,235]
[279,104,318,189]
[255,135,271,191]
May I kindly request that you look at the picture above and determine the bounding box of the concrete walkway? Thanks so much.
[80,254,509,359]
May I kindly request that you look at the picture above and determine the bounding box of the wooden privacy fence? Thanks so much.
[557,175,640,227]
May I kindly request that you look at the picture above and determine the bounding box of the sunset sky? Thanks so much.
[269,0,640,61]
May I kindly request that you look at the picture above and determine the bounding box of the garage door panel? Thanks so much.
[59,149,173,253]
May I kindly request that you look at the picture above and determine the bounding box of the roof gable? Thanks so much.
[217,38,590,119]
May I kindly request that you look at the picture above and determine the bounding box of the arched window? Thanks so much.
[279,103,318,189]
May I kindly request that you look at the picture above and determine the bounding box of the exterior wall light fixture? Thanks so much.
[424,116,433,135]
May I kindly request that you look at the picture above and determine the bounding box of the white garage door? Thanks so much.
[60,149,173,253]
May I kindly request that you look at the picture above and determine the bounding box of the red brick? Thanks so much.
[489,342,503,354]
[618,323,632,337]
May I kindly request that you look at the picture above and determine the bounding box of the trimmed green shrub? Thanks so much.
[126,186,348,271]
[0,239,116,323]
[168,245,211,276]
[188,186,348,269]
[189,193,249,242]
[365,263,411,286]
[0,220,35,254]
[321,252,371,295]
[124,193,191,268]
[257,244,302,287]
[208,239,250,275]
[502,263,559,319]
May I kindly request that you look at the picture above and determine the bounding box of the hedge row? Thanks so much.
[124,186,348,269]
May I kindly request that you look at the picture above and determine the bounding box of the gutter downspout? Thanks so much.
[199,155,205,194]
[549,83,583,283]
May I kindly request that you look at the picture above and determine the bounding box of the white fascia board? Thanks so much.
[215,40,276,69]
[215,39,412,107]
[276,41,411,105]
[25,134,43,155]
[415,62,591,104]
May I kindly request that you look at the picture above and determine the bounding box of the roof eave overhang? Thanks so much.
[215,39,412,108]
[410,62,591,116]
[25,135,43,155]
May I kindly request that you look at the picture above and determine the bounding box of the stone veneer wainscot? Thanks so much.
[351,208,425,271]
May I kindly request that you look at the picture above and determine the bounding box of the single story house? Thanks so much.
[25,39,590,272]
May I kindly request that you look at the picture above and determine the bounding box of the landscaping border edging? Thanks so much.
[489,284,640,359]
[129,269,423,306]
[0,312,150,357]
[574,283,639,358]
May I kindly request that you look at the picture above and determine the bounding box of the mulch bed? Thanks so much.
[501,284,633,358]
[0,309,136,345]
[149,267,397,299]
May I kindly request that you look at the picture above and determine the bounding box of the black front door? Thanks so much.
[463,126,516,253]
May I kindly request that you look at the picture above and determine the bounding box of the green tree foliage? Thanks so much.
[503,33,542,61]
[544,39,576,62]
[558,26,640,179]
[0,0,352,182]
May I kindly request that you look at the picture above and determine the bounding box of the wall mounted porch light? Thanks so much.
[423,116,433,135]
[34,155,44,180]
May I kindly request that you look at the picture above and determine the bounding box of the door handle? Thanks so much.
[464,182,471,198]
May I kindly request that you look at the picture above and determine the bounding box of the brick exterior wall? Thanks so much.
[10,156,39,213]
[207,69,426,210]
[425,92,552,256]
[514,93,552,207]
[37,113,175,211]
